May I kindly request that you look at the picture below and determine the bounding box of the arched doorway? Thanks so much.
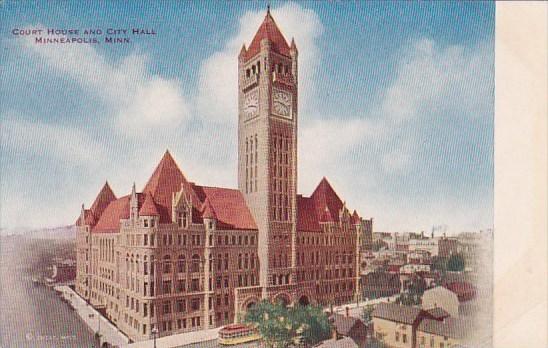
[246,301,256,309]
[298,295,310,306]
[274,293,291,307]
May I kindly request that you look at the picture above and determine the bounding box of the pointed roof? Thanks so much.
[245,9,290,60]
[143,150,198,223]
[320,206,335,223]
[139,192,160,216]
[76,182,116,226]
[90,182,117,217]
[311,177,344,223]
[351,210,360,224]
[201,197,217,220]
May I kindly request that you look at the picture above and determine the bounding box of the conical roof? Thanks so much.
[311,177,344,223]
[245,9,290,60]
[90,181,117,219]
[139,192,160,216]
[143,150,198,222]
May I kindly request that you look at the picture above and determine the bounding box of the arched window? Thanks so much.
[163,255,171,273]
[177,255,186,273]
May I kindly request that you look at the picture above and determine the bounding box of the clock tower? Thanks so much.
[238,8,298,298]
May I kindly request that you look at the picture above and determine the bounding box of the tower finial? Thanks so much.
[267,3,271,15]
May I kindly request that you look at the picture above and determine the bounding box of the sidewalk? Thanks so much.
[121,327,222,348]
[55,286,130,347]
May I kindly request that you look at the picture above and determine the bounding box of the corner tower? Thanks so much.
[238,8,298,297]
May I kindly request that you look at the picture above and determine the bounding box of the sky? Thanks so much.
[0,1,495,233]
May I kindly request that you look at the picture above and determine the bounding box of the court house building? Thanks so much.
[75,9,373,342]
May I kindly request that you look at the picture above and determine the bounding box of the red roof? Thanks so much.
[310,177,344,223]
[192,185,257,230]
[139,192,160,216]
[76,182,116,226]
[444,282,476,302]
[296,178,355,232]
[201,197,217,220]
[93,195,131,232]
[320,206,335,223]
[143,150,199,223]
[296,195,321,232]
[245,9,291,61]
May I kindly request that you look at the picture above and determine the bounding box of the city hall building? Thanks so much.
[75,9,373,342]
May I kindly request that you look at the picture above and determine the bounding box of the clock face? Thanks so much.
[243,90,259,119]
[272,89,292,119]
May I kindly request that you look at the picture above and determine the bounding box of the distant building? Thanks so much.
[330,312,367,346]
[409,238,439,257]
[371,303,432,348]
[362,271,401,299]
[438,237,459,258]
[416,317,473,348]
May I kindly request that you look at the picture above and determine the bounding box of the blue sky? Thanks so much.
[1,1,494,233]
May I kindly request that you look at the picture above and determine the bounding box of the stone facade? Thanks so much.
[75,10,373,342]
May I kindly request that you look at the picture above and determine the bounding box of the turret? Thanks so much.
[130,182,138,221]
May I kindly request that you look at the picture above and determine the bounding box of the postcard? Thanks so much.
[1,1,545,348]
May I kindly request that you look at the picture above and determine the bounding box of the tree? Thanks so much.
[244,300,331,347]
[361,304,375,326]
[431,256,447,272]
[446,254,465,272]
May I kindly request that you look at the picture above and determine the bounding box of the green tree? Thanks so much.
[431,256,447,272]
[446,254,465,272]
[362,304,375,326]
[244,300,331,347]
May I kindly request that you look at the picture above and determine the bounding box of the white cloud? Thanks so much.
[2,115,106,166]
[19,26,192,137]
[3,9,493,234]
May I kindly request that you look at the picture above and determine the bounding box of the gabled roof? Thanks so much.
[296,195,321,232]
[418,318,472,339]
[90,182,116,218]
[86,151,258,232]
[192,185,257,230]
[76,182,116,226]
[330,313,365,336]
[245,9,291,60]
[311,177,344,223]
[143,150,198,223]
[201,197,217,220]
[372,303,423,325]
[139,193,160,216]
